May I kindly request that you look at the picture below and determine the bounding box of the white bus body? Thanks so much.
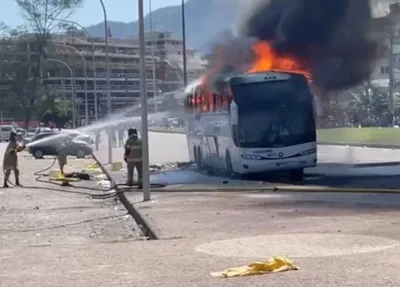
[184,71,317,180]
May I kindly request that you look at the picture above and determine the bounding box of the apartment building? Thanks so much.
[145,31,207,90]
[47,35,166,122]
[0,30,206,123]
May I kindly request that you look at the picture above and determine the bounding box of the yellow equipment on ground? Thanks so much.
[111,162,123,171]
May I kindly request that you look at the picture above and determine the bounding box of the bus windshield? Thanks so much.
[231,77,316,148]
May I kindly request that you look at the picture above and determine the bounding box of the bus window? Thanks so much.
[184,95,189,110]
[195,90,202,113]
[215,94,222,112]
[210,93,216,112]
[191,94,195,105]
[202,92,208,112]
[222,93,230,111]
[188,95,194,112]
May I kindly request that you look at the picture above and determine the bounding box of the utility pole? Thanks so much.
[389,27,395,123]
[99,0,113,164]
[138,0,151,201]
[181,0,187,86]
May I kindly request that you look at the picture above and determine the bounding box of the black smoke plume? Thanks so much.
[205,0,378,92]
[239,0,378,91]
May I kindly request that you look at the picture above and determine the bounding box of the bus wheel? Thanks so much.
[226,151,234,177]
[289,169,304,181]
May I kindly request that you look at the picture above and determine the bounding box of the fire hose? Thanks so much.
[5,155,167,199]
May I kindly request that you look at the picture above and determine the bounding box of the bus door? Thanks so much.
[204,135,219,165]
[230,100,242,170]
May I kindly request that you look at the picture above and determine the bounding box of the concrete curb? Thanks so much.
[148,129,400,150]
[146,185,400,194]
[318,142,400,149]
[317,162,400,168]
[148,128,185,134]
[91,153,159,240]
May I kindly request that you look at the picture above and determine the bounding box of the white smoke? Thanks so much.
[371,0,400,17]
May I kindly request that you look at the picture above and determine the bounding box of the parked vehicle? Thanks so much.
[0,125,17,142]
[61,130,93,145]
[28,131,92,159]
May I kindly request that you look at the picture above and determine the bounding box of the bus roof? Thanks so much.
[184,71,305,95]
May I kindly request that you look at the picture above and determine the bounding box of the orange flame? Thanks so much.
[248,42,311,81]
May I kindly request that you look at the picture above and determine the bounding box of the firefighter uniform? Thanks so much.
[57,141,68,175]
[124,134,143,186]
[3,132,23,187]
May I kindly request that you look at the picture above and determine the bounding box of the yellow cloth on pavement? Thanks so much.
[210,257,298,278]
[52,174,81,182]
[85,163,99,170]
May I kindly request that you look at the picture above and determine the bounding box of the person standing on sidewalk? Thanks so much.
[94,128,101,151]
[117,126,125,147]
[124,128,142,188]
[3,132,24,188]
[57,139,68,176]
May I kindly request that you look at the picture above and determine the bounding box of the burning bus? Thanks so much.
[184,70,316,180]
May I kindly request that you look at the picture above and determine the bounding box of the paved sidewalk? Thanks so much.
[0,148,145,287]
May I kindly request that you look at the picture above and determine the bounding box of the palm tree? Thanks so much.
[349,82,389,126]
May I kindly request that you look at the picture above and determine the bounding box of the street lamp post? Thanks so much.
[46,58,76,127]
[52,42,88,126]
[99,0,113,164]
[181,0,187,86]
[148,0,158,114]
[51,18,98,124]
[138,0,150,201]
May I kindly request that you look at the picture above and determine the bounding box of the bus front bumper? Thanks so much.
[236,156,317,174]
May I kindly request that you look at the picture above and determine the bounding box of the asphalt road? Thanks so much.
[4,136,400,286]
[96,131,400,166]
[94,132,400,189]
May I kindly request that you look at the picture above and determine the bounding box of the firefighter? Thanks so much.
[124,128,142,188]
[3,131,24,188]
[57,138,68,176]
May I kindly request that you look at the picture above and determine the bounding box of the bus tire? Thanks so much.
[289,169,304,181]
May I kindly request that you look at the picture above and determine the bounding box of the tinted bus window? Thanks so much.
[231,77,316,148]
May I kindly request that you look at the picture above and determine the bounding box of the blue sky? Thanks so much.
[0,0,182,27]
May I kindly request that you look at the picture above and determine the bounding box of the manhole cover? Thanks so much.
[195,233,398,258]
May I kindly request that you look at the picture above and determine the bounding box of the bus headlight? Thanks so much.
[241,154,263,160]
[300,148,316,155]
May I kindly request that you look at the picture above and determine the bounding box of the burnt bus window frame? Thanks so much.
[186,86,233,114]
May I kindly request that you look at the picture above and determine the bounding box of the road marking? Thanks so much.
[195,233,399,258]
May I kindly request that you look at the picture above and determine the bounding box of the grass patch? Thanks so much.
[317,128,400,145]
[149,126,400,146]
[149,126,185,134]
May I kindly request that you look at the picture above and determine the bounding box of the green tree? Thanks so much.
[349,82,389,123]
[35,87,73,127]
[0,0,83,127]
